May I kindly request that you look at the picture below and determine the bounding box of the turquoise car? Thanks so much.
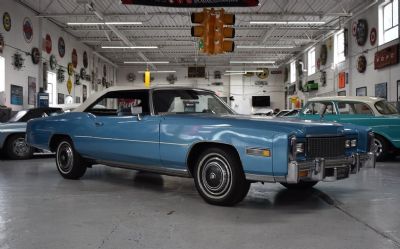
[26,87,375,206]
[296,96,400,161]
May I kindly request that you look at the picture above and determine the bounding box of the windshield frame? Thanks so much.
[150,88,236,116]
[374,100,399,115]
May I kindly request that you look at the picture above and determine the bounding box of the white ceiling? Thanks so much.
[18,0,372,67]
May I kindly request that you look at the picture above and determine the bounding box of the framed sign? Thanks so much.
[338,90,346,96]
[356,87,367,96]
[121,0,259,7]
[28,77,36,105]
[397,80,400,102]
[58,93,65,104]
[374,44,399,69]
[22,17,33,43]
[82,85,87,102]
[10,85,23,105]
[375,82,387,99]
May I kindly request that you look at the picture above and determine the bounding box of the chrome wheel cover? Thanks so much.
[197,153,232,199]
[374,138,383,157]
[56,142,74,174]
[12,137,30,157]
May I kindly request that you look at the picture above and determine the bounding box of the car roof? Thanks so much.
[73,86,214,112]
[308,96,384,104]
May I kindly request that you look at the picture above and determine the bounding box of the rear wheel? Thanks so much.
[374,135,390,161]
[5,134,33,160]
[56,139,87,179]
[281,181,318,190]
[194,147,250,206]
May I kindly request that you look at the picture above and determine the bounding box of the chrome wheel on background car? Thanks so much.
[194,147,250,206]
[373,135,390,161]
[6,134,33,159]
[55,139,87,179]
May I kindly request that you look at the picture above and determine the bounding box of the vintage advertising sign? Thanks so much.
[374,44,399,70]
[121,0,259,7]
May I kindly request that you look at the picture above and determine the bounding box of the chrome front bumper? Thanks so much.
[286,152,376,183]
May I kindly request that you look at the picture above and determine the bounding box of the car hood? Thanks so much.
[165,114,346,137]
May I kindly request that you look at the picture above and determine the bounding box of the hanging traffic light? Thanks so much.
[191,9,235,55]
[191,10,210,53]
[214,9,235,54]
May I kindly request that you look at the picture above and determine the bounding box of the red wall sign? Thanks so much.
[338,72,346,89]
[121,0,259,7]
[374,44,399,70]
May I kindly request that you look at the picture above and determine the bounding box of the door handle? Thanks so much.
[95,121,104,127]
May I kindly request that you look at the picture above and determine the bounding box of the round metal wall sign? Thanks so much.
[357,55,367,73]
[45,34,52,54]
[58,37,65,58]
[71,48,78,68]
[49,55,57,70]
[67,63,74,76]
[31,47,40,64]
[370,27,377,46]
[3,12,11,31]
[22,17,33,43]
[356,19,368,46]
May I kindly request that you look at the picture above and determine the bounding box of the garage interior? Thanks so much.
[0,0,400,248]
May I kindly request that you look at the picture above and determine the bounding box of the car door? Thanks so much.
[78,90,161,167]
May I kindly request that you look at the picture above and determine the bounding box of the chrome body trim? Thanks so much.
[75,135,189,146]
[95,159,191,178]
[245,152,375,183]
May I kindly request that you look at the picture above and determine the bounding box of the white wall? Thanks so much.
[117,66,285,114]
[286,1,400,107]
[0,0,116,111]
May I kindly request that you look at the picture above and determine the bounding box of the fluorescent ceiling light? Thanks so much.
[230,61,275,64]
[224,73,246,76]
[102,46,158,49]
[124,61,170,64]
[225,70,264,73]
[250,21,325,25]
[137,70,176,73]
[67,21,142,25]
[236,45,295,49]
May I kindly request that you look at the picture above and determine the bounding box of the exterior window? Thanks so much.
[379,0,399,44]
[0,56,4,93]
[308,48,316,76]
[302,102,336,115]
[290,61,296,83]
[335,30,345,64]
[337,102,373,115]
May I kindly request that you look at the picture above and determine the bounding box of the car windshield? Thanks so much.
[375,100,399,115]
[153,89,234,115]
[8,110,28,122]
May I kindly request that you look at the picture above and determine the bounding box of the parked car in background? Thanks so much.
[295,96,400,160]
[26,87,375,206]
[0,107,63,159]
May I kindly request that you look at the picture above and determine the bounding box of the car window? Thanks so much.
[85,90,150,116]
[302,102,336,115]
[338,102,373,115]
[375,100,399,115]
[153,89,234,115]
[8,110,28,122]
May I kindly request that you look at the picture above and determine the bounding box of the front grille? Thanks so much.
[306,136,345,158]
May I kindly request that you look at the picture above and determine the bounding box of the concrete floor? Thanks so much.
[0,157,399,249]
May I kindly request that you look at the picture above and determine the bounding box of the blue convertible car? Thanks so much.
[26,87,375,206]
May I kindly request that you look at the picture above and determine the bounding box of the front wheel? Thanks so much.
[281,181,318,190]
[5,134,33,160]
[194,147,250,206]
[56,139,87,179]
